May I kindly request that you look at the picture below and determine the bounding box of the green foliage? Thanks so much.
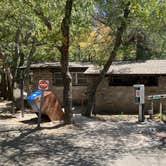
[79,0,166,63]
[0,0,165,67]
[0,0,94,64]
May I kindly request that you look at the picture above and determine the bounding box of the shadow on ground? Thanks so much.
[20,116,50,125]
[0,114,166,166]
[0,114,15,120]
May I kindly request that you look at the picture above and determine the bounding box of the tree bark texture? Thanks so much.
[0,51,13,100]
[20,36,36,114]
[13,28,21,82]
[60,0,73,124]
[83,2,131,117]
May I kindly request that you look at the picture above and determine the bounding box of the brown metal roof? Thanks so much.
[84,60,166,75]
[20,62,93,69]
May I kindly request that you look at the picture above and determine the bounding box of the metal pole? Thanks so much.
[138,104,144,122]
[38,90,44,128]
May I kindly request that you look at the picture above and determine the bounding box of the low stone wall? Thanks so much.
[87,75,166,114]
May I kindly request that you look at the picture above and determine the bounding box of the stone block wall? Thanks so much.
[25,68,166,114]
[87,75,166,114]
[25,69,87,106]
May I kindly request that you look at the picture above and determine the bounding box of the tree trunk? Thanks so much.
[20,37,36,115]
[19,52,25,117]
[60,62,72,124]
[13,28,21,82]
[1,68,7,99]
[4,67,13,100]
[60,0,73,124]
[83,2,131,117]
[0,52,8,99]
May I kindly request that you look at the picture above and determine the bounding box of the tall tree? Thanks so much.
[0,0,42,100]
[82,0,166,117]
[59,0,73,124]
[83,1,131,117]
[28,0,92,123]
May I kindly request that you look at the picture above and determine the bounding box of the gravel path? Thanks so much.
[0,104,166,166]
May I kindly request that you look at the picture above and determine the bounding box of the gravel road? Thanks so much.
[0,102,166,166]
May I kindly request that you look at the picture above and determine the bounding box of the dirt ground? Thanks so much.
[0,101,166,166]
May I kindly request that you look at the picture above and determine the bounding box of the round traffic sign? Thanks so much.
[38,80,49,90]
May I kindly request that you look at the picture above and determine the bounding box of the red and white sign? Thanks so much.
[38,80,49,90]
[136,90,140,97]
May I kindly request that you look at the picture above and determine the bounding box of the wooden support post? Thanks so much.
[159,102,163,121]
[150,101,154,119]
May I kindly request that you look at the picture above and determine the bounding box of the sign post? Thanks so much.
[133,84,145,122]
[37,80,49,128]
[38,90,44,128]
